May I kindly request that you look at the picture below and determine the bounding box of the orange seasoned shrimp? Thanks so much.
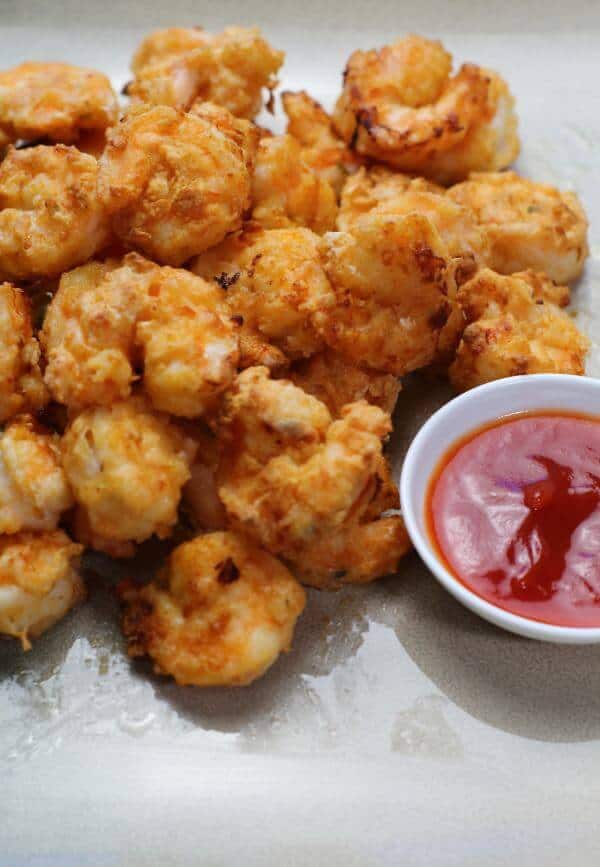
[338,165,489,284]
[137,262,239,418]
[42,257,150,411]
[217,367,390,555]
[0,62,118,147]
[0,530,84,649]
[448,172,589,284]
[119,531,305,686]
[315,211,456,375]
[193,225,332,360]
[42,254,239,418]
[449,269,590,391]
[0,283,47,423]
[282,90,364,196]
[98,104,255,265]
[0,145,109,281]
[61,397,195,556]
[0,416,72,534]
[288,349,401,417]
[333,35,519,183]
[127,26,283,119]
[251,134,338,234]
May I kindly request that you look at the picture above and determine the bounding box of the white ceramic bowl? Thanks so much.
[400,374,600,643]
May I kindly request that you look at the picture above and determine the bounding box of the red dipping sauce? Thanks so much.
[427,413,600,627]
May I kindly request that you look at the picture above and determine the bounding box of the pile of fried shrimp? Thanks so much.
[0,28,591,686]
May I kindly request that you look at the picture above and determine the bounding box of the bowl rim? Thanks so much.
[399,373,600,644]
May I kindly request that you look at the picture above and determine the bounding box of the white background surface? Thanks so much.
[1,2,600,865]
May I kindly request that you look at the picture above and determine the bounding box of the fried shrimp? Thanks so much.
[315,211,456,375]
[0,145,109,281]
[128,26,283,119]
[42,254,238,417]
[217,366,391,554]
[281,90,364,196]
[0,416,73,534]
[449,269,590,391]
[193,225,332,360]
[338,165,489,283]
[61,398,195,556]
[333,35,519,183]
[42,257,150,411]
[447,171,589,284]
[98,104,256,266]
[137,262,239,417]
[251,134,338,234]
[0,530,83,648]
[0,282,47,423]
[289,350,401,417]
[119,531,305,686]
[0,62,118,147]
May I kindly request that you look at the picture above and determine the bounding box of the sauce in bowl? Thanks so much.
[427,412,600,627]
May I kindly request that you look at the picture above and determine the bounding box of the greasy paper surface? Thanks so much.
[1,8,600,866]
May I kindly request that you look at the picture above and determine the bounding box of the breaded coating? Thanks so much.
[128,26,283,119]
[42,254,238,417]
[0,282,47,423]
[337,168,490,362]
[98,104,255,266]
[193,225,331,360]
[61,398,195,556]
[289,349,401,417]
[183,426,228,531]
[289,451,410,588]
[449,269,590,391]
[448,171,589,284]
[119,531,305,686]
[315,212,456,375]
[188,99,259,168]
[0,530,84,649]
[0,416,73,534]
[42,257,150,411]
[338,165,489,284]
[291,515,411,588]
[282,90,365,196]
[0,62,118,147]
[251,134,338,234]
[333,35,519,183]
[137,262,239,417]
[217,367,390,555]
[0,145,109,281]
[337,165,442,229]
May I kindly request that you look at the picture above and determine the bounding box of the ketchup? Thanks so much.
[427,413,600,627]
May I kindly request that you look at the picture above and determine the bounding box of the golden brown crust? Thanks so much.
[333,36,519,183]
[251,134,338,234]
[288,350,401,417]
[119,531,305,686]
[0,415,73,534]
[0,145,110,281]
[449,269,590,390]
[127,26,283,119]
[0,61,118,145]
[193,225,332,360]
[448,171,589,284]
[98,104,254,265]
[61,397,195,552]
[0,530,84,647]
[0,282,47,423]
[217,368,385,550]
[315,211,457,375]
